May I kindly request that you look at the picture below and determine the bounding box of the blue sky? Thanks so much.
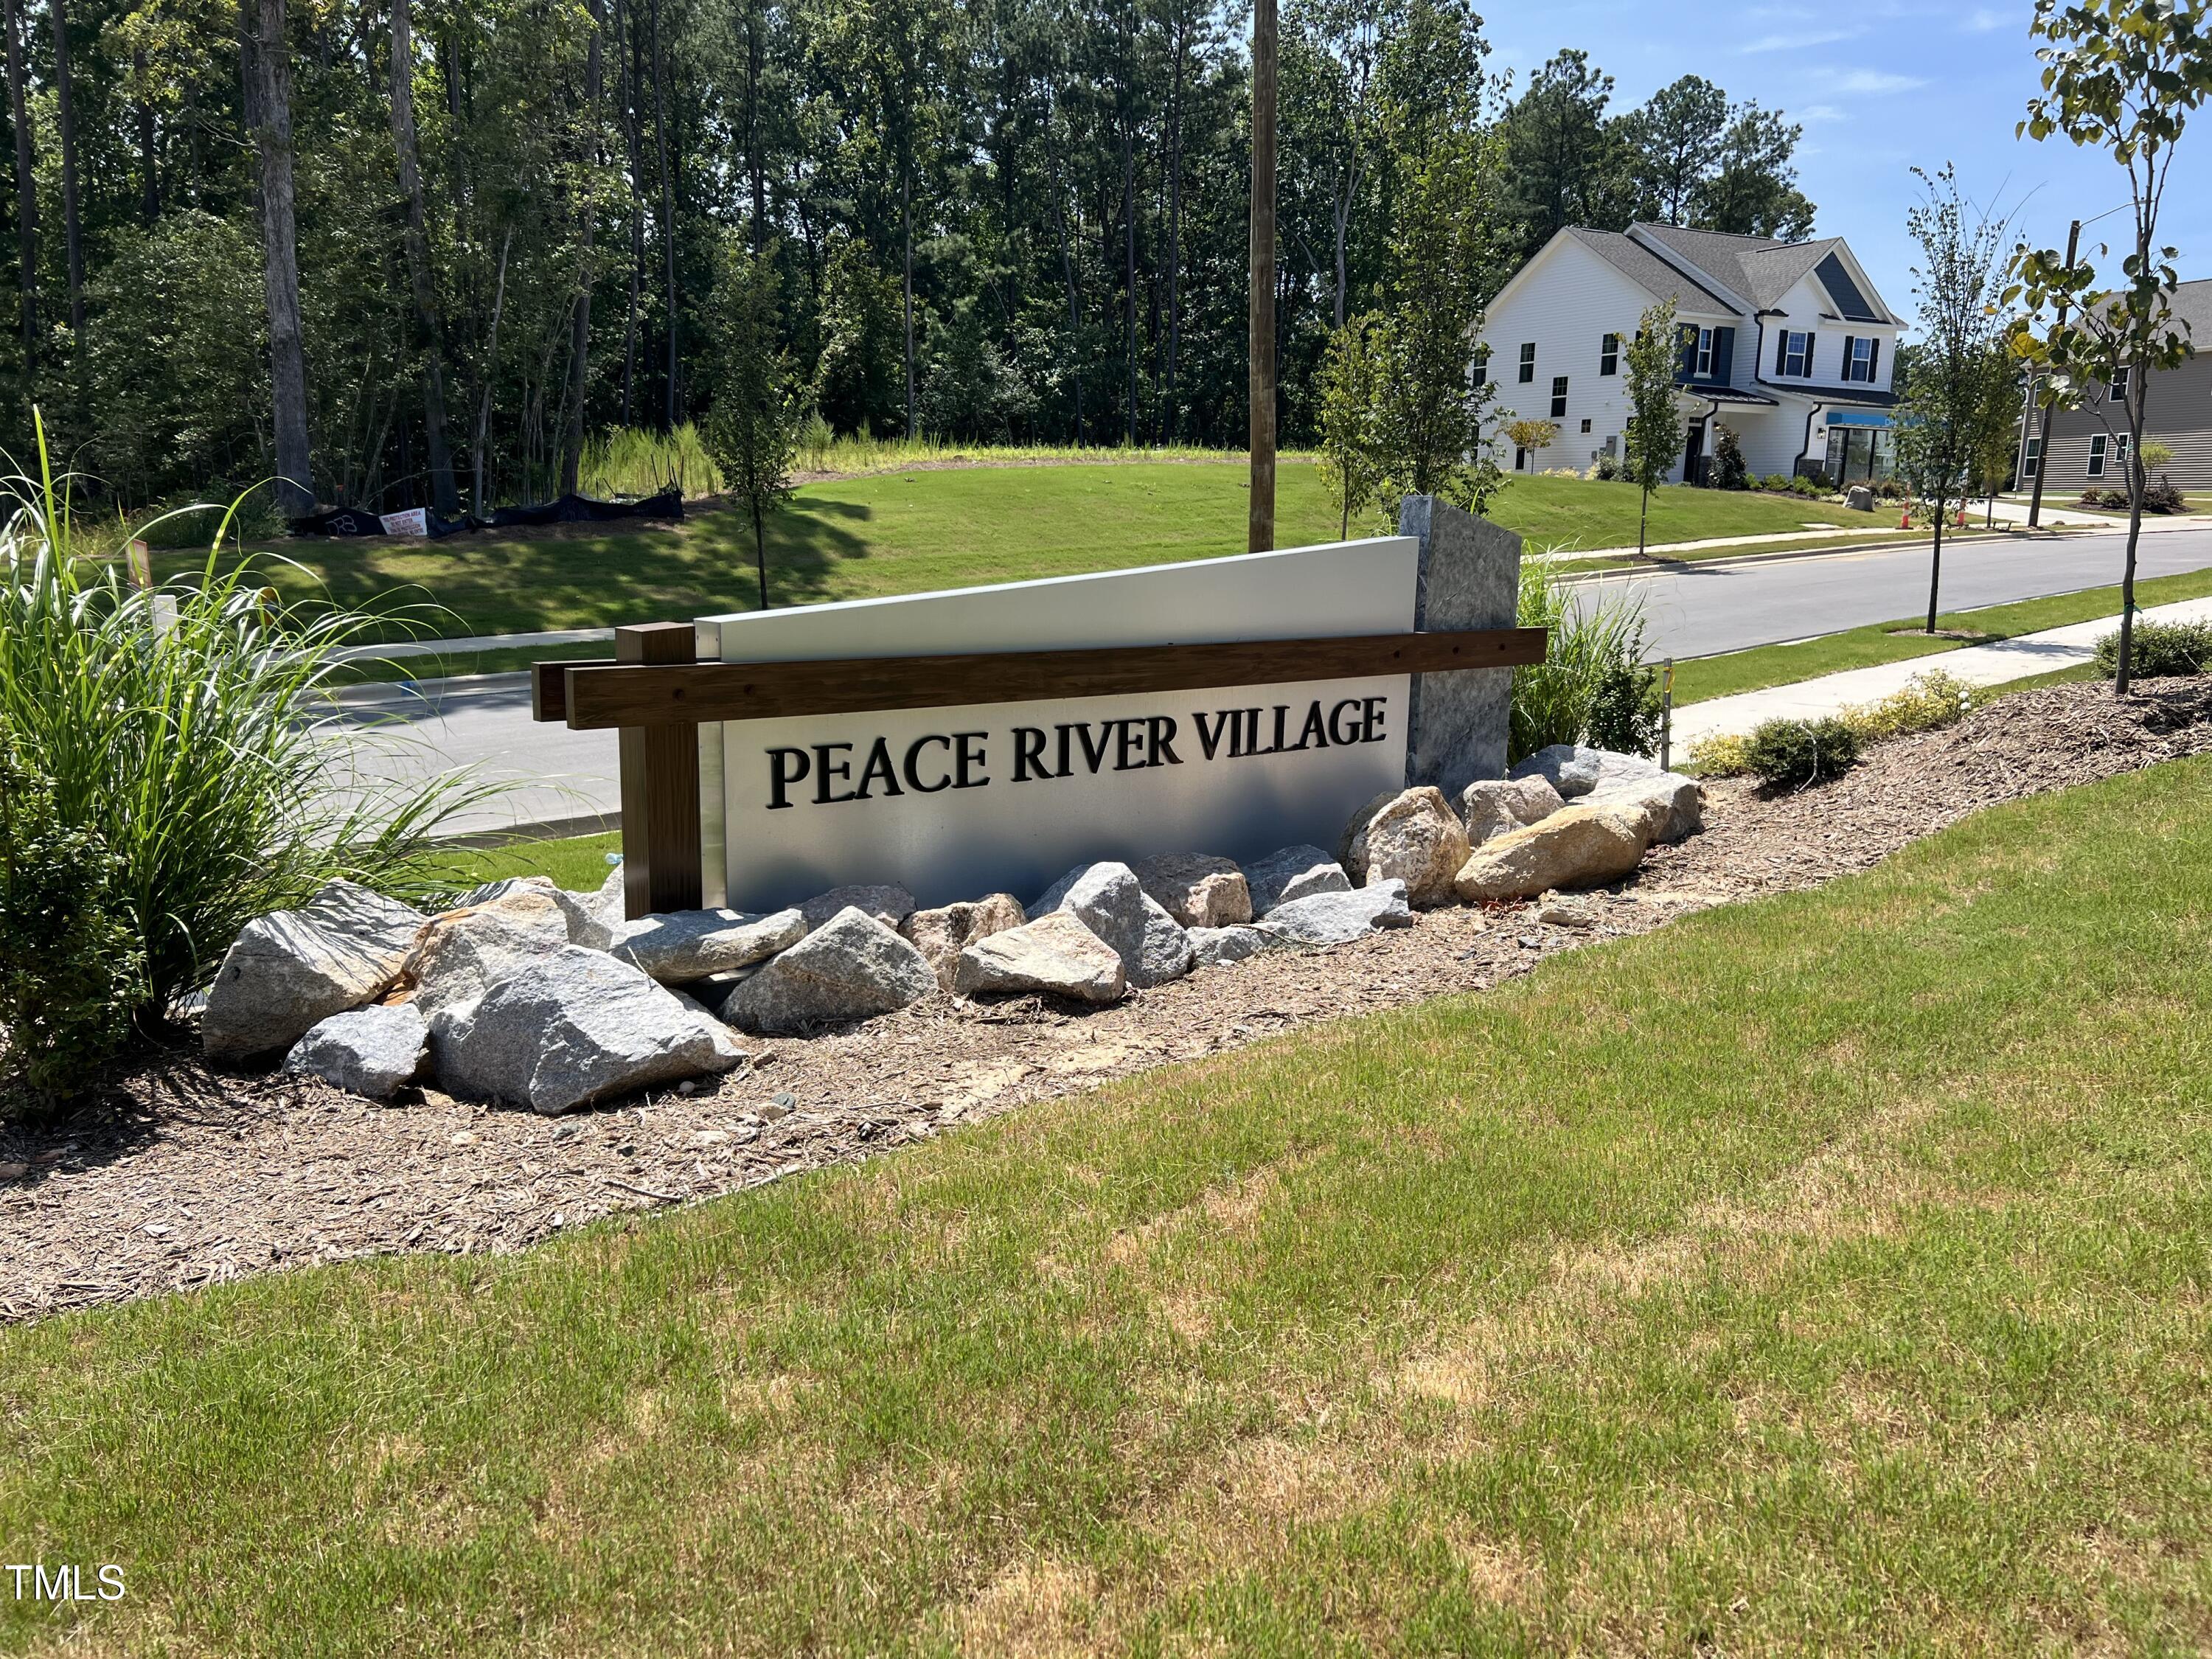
[1481,0,2212,330]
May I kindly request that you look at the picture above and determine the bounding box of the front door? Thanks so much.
[1681,419,1705,485]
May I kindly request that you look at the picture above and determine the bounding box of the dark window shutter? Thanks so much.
[1677,324,1697,380]
[1843,334,1857,380]
[1775,329,1790,375]
[1868,338,1880,381]
[1713,327,1735,383]
[1804,333,1817,378]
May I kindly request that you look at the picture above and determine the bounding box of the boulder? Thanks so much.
[668,990,751,1066]
[723,906,936,1034]
[1187,924,1279,967]
[1243,844,1351,916]
[1508,744,1664,801]
[282,1003,428,1102]
[1034,861,1192,987]
[437,880,574,948]
[1845,483,1875,512]
[1587,770,1705,844]
[431,945,742,1116]
[203,880,426,1061]
[1256,880,1413,947]
[1338,787,1470,908]
[1133,853,1253,928]
[403,910,558,1020]
[611,907,805,983]
[798,883,917,933]
[1451,799,1655,903]
[902,893,1027,991]
[951,911,1126,1004]
[1461,775,1565,846]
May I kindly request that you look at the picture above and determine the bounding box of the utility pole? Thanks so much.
[2025,216,2079,530]
[1247,0,1277,553]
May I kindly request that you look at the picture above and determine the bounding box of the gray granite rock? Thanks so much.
[1339,786,1470,908]
[798,883,917,933]
[203,880,427,1061]
[1133,853,1253,928]
[903,893,1027,991]
[1243,844,1351,916]
[1399,495,1523,799]
[1256,880,1414,947]
[430,945,740,1115]
[951,911,1126,1003]
[282,1003,428,1101]
[403,910,558,1020]
[1586,771,1705,844]
[611,907,805,982]
[1461,775,1566,846]
[1035,861,1192,987]
[723,906,936,1034]
[1187,924,1280,966]
[1509,744,1665,801]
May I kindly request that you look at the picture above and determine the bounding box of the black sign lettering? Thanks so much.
[1074,721,1113,775]
[1194,710,1234,760]
[1327,698,1364,745]
[902,734,953,793]
[953,731,990,789]
[1147,714,1183,767]
[855,736,904,799]
[1012,726,1050,782]
[1361,695,1387,742]
[812,742,857,804]
[767,746,810,810]
[1295,701,1330,750]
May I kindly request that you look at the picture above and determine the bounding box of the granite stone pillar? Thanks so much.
[1397,494,1523,799]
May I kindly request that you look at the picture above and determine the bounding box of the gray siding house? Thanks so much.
[2020,276,2212,492]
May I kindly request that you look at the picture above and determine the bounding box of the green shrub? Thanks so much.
[2143,473,2185,514]
[1711,425,1748,490]
[1840,669,1978,741]
[1686,731,1753,777]
[1587,451,1620,481]
[0,743,145,1103]
[0,430,500,1030]
[1743,716,1861,788]
[2095,619,2212,679]
[1510,563,1660,761]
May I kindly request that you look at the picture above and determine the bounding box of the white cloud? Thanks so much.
[1798,104,1847,124]
[1826,69,1930,94]
[1740,28,1859,52]
[1964,7,2008,30]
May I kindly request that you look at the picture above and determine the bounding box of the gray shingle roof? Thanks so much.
[1632,223,1900,324]
[1561,227,1739,316]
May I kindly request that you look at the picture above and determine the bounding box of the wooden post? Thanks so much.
[615,621,703,919]
[1247,0,1277,554]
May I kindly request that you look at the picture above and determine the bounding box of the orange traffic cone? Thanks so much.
[1954,504,1967,529]
[1899,506,1912,529]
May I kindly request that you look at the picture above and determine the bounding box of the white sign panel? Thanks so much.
[700,538,1418,913]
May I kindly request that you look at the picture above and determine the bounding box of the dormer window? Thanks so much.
[1775,330,1812,378]
[1845,336,1875,383]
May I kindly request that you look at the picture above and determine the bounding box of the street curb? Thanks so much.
[1560,527,2039,583]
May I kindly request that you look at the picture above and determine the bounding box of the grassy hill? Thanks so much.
[159,462,1895,645]
[7,757,2209,1652]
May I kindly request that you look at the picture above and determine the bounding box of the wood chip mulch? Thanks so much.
[5,676,2208,1324]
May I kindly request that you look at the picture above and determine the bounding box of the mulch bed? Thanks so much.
[6,676,2209,1324]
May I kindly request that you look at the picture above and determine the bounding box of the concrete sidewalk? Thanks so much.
[332,625,614,662]
[1670,594,2212,746]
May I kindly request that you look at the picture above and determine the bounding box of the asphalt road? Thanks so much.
[1605,521,2212,661]
[342,522,2212,837]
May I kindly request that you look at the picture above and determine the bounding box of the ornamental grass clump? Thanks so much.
[0,434,499,1086]
[1510,563,1662,762]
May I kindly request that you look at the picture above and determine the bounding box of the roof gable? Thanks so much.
[1556,227,1739,316]
[1628,223,1899,324]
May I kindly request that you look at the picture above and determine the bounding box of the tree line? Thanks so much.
[0,0,1818,515]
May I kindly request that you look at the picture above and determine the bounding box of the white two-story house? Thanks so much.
[1475,223,1903,486]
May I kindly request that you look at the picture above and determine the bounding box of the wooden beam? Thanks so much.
[531,656,615,723]
[548,627,1547,731]
[613,623,703,919]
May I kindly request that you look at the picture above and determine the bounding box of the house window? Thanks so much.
[1781,330,1812,377]
[2110,365,2132,399]
[1472,347,1491,384]
[1518,343,1537,383]
[2087,434,2108,476]
[1600,333,1619,375]
[2022,435,2040,478]
[1847,336,1874,382]
[1695,328,1714,378]
[1579,417,1593,434]
[2116,433,2131,470]
[1514,446,1529,470]
[1551,375,1569,419]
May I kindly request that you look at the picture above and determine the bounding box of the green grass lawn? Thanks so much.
[414,830,622,894]
[7,758,2212,1652]
[1671,563,2212,705]
[169,464,1894,644]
